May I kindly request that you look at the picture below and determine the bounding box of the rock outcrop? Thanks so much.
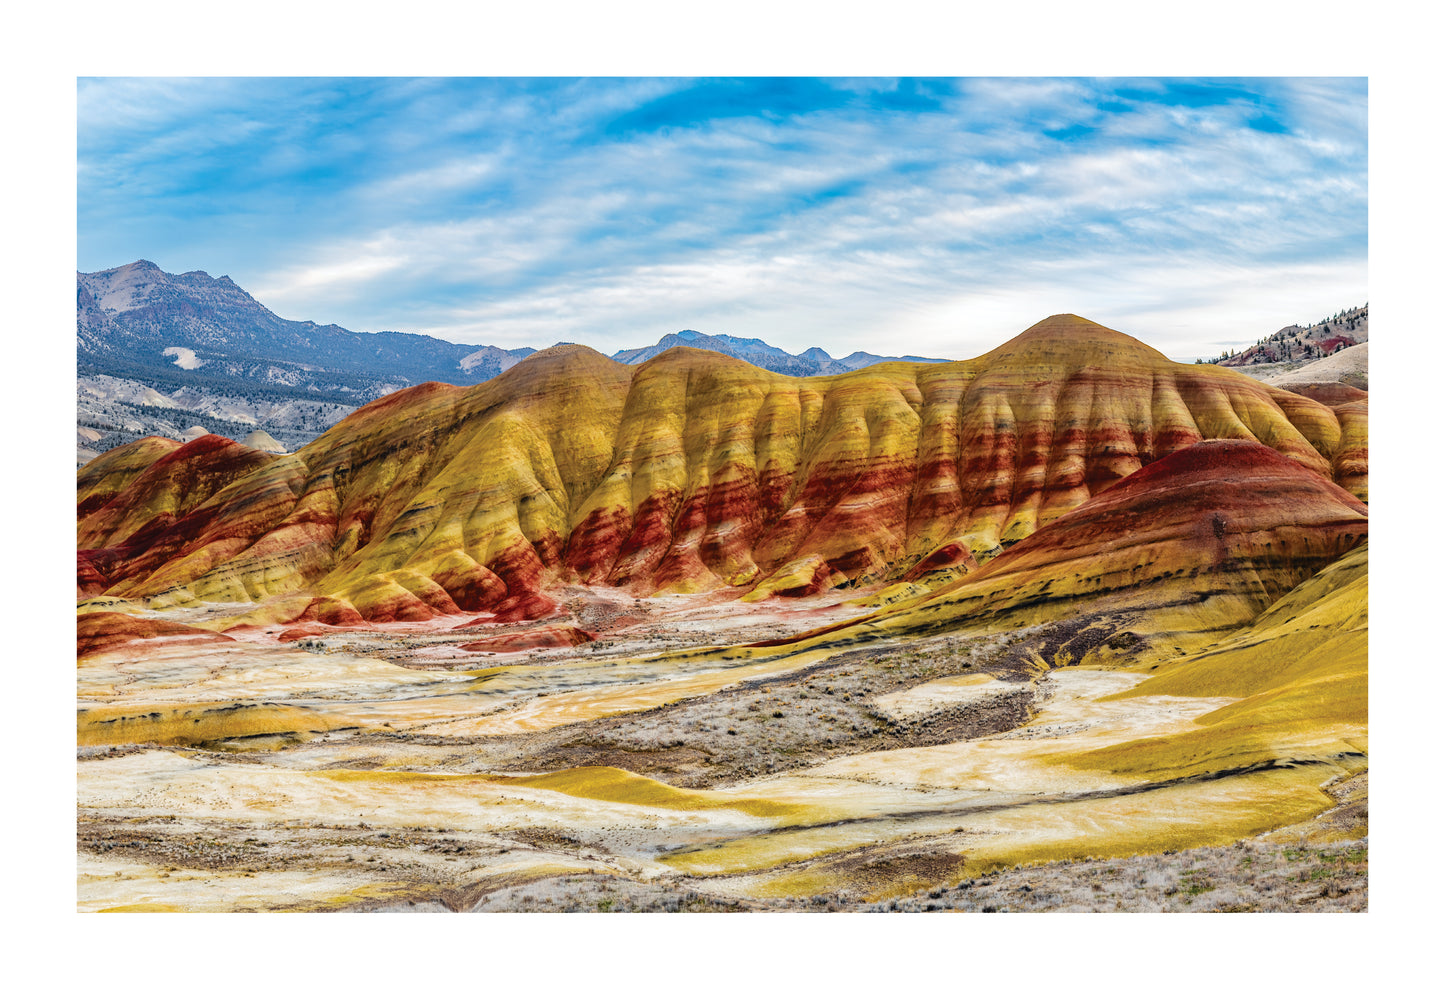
[242,429,287,453]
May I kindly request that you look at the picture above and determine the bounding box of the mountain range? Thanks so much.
[78,260,539,395]
[612,329,947,376]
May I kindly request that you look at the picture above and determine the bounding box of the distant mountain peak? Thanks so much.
[76,260,537,398]
[610,329,947,377]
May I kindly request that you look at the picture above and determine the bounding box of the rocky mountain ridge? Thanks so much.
[78,260,538,389]
[1212,305,1367,368]
[610,329,948,376]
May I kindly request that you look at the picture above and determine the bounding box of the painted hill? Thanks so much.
[858,439,1368,655]
[76,314,1368,629]
[1062,542,1368,780]
[695,442,1368,788]
[242,429,287,453]
[76,611,236,660]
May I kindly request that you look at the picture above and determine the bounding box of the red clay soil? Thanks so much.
[458,625,596,653]
[77,612,235,660]
[1278,382,1369,406]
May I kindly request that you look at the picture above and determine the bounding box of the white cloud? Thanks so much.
[361,155,503,203]
[252,252,410,306]
[80,77,1366,367]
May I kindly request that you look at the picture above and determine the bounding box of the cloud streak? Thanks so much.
[78,77,1366,362]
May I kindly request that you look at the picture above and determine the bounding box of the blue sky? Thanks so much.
[77,77,1367,362]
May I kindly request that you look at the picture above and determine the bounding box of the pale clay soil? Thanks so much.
[77,588,1366,912]
[1229,342,1367,389]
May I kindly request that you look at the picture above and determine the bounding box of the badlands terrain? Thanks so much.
[76,314,1368,912]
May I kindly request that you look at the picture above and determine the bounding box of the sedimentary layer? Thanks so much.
[849,439,1368,653]
[76,315,1368,626]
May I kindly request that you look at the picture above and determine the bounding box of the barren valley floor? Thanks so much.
[76,588,1366,913]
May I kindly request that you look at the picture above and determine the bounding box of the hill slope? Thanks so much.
[854,439,1367,657]
[77,314,1368,628]
[1063,542,1368,779]
[1217,305,1367,367]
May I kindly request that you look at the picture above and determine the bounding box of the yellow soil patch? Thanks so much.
[79,751,808,849]
[660,813,928,877]
[76,598,142,616]
[98,904,185,912]
[77,702,345,747]
[740,851,970,903]
[502,766,813,822]
[1053,546,1367,781]
[845,581,929,610]
[1053,720,1366,783]
[948,763,1341,875]
[732,764,1341,900]
[315,765,813,822]
[78,852,420,913]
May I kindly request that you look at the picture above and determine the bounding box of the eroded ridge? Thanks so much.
[78,317,1366,632]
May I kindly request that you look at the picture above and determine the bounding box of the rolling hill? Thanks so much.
[77,314,1368,631]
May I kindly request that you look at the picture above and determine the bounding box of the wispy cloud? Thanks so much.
[78,77,1366,362]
